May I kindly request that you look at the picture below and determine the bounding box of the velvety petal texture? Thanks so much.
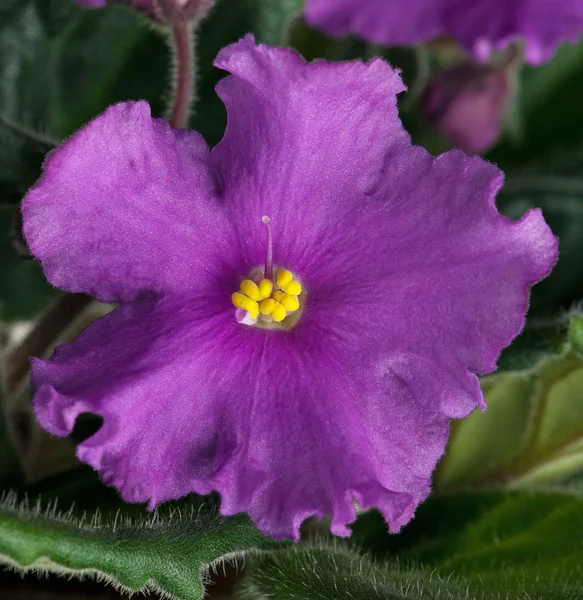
[23,103,227,303]
[305,0,583,64]
[24,36,558,540]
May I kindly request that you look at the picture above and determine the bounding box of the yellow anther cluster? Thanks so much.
[232,269,302,324]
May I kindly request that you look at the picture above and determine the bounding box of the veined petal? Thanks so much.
[297,148,557,417]
[33,296,449,540]
[23,102,228,303]
[211,35,409,274]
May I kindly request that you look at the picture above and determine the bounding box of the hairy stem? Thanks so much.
[168,22,195,129]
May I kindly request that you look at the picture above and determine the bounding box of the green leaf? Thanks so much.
[351,490,583,599]
[570,315,583,358]
[0,115,54,205]
[496,315,569,372]
[435,313,583,490]
[238,543,482,600]
[0,205,56,321]
[0,472,273,600]
[0,0,166,139]
[0,0,166,203]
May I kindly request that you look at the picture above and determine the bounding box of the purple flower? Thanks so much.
[422,63,509,153]
[305,0,583,64]
[23,36,557,540]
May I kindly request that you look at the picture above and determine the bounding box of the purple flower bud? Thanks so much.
[422,63,509,154]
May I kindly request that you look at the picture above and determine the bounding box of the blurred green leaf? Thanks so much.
[0,115,54,205]
[0,0,303,204]
[0,205,56,321]
[496,315,569,372]
[243,491,583,599]
[435,313,583,491]
[0,0,168,135]
[0,0,168,199]
[570,315,583,358]
[490,37,583,167]
[0,470,273,600]
[238,543,482,600]
[351,490,583,599]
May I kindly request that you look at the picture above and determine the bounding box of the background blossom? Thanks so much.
[305,0,583,64]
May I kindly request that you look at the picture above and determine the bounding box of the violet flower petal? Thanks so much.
[211,36,558,417]
[22,103,227,303]
[32,296,450,540]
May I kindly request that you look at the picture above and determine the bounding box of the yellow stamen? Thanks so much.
[232,292,250,310]
[259,298,276,315]
[276,269,293,289]
[232,293,259,319]
[240,279,261,301]
[281,294,300,312]
[272,289,286,304]
[284,280,302,296]
[258,278,273,299]
[271,303,287,322]
[247,301,259,319]
[233,265,303,326]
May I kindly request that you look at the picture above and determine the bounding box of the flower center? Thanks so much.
[231,217,304,329]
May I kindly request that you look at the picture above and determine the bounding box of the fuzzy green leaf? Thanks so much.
[238,543,482,600]
[435,313,583,490]
[489,36,583,168]
[351,490,583,599]
[0,0,162,201]
[0,476,273,600]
